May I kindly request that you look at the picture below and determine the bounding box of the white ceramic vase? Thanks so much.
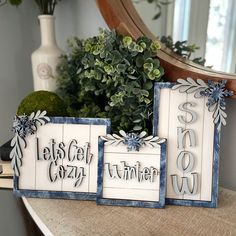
[32,15,64,92]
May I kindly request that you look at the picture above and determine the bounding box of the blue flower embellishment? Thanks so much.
[202,80,233,107]
[123,133,144,151]
[10,110,50,177]
[101,130,166,152]
[173,78,234,131]
[12,115,36,138]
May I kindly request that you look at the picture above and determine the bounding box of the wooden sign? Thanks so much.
[153,78,233,207]
[10,111,111,200]
[96,131,167,208]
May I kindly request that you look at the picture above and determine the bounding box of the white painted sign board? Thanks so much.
[97,131,167,208]
[153,79,233,207]
[10,113,110,200]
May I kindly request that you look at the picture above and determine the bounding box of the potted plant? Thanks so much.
[57,29,165,132]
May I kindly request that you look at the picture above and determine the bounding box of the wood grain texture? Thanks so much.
[154,83,218,207]
[96,0,236,97]
[62,124,90,193]
[97,138,167,208]
[35,124,63,191]
[15,117,111,201]
[19,133,36,190]
[102,150,160,201]
[166,89,186,199]
[183,92,204,201]
[89,125,108,192]
[201,97,214,201]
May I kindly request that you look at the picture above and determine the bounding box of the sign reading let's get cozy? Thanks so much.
[10,111,110,200]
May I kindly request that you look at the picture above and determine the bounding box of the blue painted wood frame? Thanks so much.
[13,117,111,201]
[96,138,167,208]
[153,82,220,208]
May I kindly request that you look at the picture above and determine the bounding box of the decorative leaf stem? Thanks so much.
[10,110,50,176]
[101,130,165,152]
[172,78,233,131]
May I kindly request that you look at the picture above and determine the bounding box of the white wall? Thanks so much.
[0,0,39,144]
[133,0,170,37]
[0,0,235,197]
[0,0,107,144]
[220,99,236,191]
[56,0,107,45]
[0,1,106,235]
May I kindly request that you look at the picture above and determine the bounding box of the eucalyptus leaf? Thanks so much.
[141,90,149,97]
[133,119,142,123]
[133,125,142,131]
[143,81,153,90]
[135,56,144,68]
[127,74,138,80]
[57,29,164,132]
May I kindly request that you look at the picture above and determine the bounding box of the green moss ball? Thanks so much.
[17,91,68,117]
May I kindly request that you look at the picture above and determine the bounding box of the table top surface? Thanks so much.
[23,187,236,236]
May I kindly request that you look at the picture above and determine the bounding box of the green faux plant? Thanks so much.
[160,35,208,67]
[57,29,164,132]
[136,0,173,20]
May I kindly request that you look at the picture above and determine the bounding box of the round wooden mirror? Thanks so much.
[96,0,236,96]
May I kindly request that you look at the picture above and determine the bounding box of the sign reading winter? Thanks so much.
[97,131,167,208]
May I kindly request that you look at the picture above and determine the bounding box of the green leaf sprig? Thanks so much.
[57,29,165,132]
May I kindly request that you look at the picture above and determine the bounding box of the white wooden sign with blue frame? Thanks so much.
[97,131,167,208]
[153,79,233,208]
[10,111,111,200]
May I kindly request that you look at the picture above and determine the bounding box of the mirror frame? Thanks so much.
[97,0,236,97]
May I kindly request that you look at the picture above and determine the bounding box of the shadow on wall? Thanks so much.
[0,190,43,236]
[0,0,39,144]
[55,0,108,50]
[220,99,236,191]
[0,0,108,144]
